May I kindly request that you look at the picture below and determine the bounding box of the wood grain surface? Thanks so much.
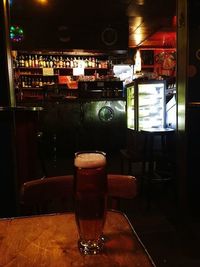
[0,211,156,267]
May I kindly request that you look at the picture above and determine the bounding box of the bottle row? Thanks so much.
[17,76,57,89]
[15,54,109,69]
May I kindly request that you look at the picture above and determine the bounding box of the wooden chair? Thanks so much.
[20,174,138,216]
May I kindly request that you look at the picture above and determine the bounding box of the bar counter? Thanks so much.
[18,97,127,157]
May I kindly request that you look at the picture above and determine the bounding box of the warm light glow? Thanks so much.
[134,33,143,45]
[134,50,141,73]
[172,16,177,27]
[36,0,48,5]
[136,0,145,5]
[129,17,144,46]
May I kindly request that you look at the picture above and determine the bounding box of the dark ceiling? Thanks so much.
[10,0,176,49]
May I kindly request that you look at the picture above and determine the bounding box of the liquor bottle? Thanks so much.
[46,77,51,85]
[45,56,50,68]
[43,56,46,68]
[28,77,32,87]
[35,55,39,68]
[12,55,17,68]
[39,77,43,87]
[49,77,54,85]
[92,57,95,68]
[39,56,43,68]
[35,78,40,88]
[70,57,74,68]
[32,77,36,88]
[43,77,47,86]
[21,55,25,67]
[32,55,35,68]
[28,55,32,68]
[18,55,21,67]
[84,57,88,68]
[25,56,29,68]
[52,56,57,68]
[78,57,81,68]
[66,57,70,68]
[98,59,102,69]
[49,56,53,68]
[59,56,63,68]
[88,57,92,67]
[24,76,28,87]
[21,76,25,88]
[95,58,98,68]
[63,57,66,68]
[74,57,78,68]
[56,56,60,68]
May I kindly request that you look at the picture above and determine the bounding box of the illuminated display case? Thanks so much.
[126,80,166,130]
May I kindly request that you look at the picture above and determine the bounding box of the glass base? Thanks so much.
[78,235,105,255]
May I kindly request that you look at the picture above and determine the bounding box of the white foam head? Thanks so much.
[74,152,106,168]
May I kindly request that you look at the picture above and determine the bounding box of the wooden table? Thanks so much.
[0,210,156,267]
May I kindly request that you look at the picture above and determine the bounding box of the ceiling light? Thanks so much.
[36,0,48,5]
[136,0,145,5]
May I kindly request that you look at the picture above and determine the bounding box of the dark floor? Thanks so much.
[41,151,200,267]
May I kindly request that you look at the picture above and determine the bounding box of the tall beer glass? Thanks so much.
[74,151,107,255]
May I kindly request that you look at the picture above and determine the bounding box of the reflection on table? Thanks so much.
[0,210,156,267]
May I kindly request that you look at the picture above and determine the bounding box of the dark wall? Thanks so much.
[188,1,200,102]
[186,0,200,210]
[11,19,128,51]
[10,0,128,51]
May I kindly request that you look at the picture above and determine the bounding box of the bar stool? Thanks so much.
[141,128,175,208]
[120,129,148,193]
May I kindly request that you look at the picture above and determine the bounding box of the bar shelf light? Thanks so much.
[134,50,141,73]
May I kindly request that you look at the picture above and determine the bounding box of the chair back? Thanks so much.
[20,174,137,215]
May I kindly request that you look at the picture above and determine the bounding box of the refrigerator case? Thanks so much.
[126,80,166,130]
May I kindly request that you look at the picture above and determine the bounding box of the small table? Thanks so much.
[0,210,156,267]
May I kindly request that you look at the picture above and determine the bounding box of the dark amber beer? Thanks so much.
[74,151,107,254]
